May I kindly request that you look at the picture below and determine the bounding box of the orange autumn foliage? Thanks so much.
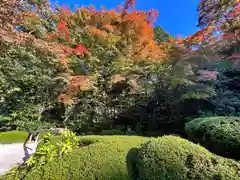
[169,24,215,47]
[58,75,92,104]
[4,0,216,105]
[67,75,92,92]
[101,24,115,33]
[42,7,92,104]
[85,26,108,38]
[111,74,126,83]
[60,4,166,61]
[58,94,73,105]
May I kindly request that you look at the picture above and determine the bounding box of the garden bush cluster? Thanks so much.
[3,133,240,180]
[2,136,152,180]
[185,116,240,159]
[127,136,240,180]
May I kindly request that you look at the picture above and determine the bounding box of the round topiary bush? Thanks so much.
[185,116,240,159]
[126,136,240,180]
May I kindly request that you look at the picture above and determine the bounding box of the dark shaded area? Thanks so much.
[126,148,140,180]
[78,139,98,147]
[114,93,215,137]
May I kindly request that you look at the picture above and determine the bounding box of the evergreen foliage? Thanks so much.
[127,136,240,180]
[185,116,240,159]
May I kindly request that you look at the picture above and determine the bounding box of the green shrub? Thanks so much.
[86,131,95,135]
[0,131,28,144]
[185,116,240,159]
[127,136,240,180]
[3,136,152,180]
[100,129,124,135]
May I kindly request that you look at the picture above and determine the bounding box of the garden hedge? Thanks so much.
[127,135,240,180]
[99,129,124,135]
[2,136,152,180]
[185,116,240,159]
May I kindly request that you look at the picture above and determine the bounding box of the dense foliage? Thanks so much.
[0,43,64,132]
[191,0,240,117]
[209,67,240,116]
[127,136,240,180]
[0,0,219,135]
[154,26,171,43]
[185,116,240,159]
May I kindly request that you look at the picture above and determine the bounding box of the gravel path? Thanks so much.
[0,142,38,176]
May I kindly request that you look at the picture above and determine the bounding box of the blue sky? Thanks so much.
[53,0,201,38]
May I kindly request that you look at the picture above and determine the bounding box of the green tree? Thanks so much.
[154,26,171,43]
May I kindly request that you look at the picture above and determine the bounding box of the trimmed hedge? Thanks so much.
[0,131,28,144]
[3,136,152,180]
[185,116,240,159]
[100,129,124,135]
[127,136,240,180]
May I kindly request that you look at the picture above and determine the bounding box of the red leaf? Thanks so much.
[62,46,75,54]
[74,44,89,56]
[57,21,71,42]
[58,22,67,30]
[46,33,57,40]
[58,94,73,104]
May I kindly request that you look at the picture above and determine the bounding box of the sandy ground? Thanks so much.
[0,142,38,176]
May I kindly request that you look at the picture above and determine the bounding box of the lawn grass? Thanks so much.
[0,131,29,144]
[0,131,49,144]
